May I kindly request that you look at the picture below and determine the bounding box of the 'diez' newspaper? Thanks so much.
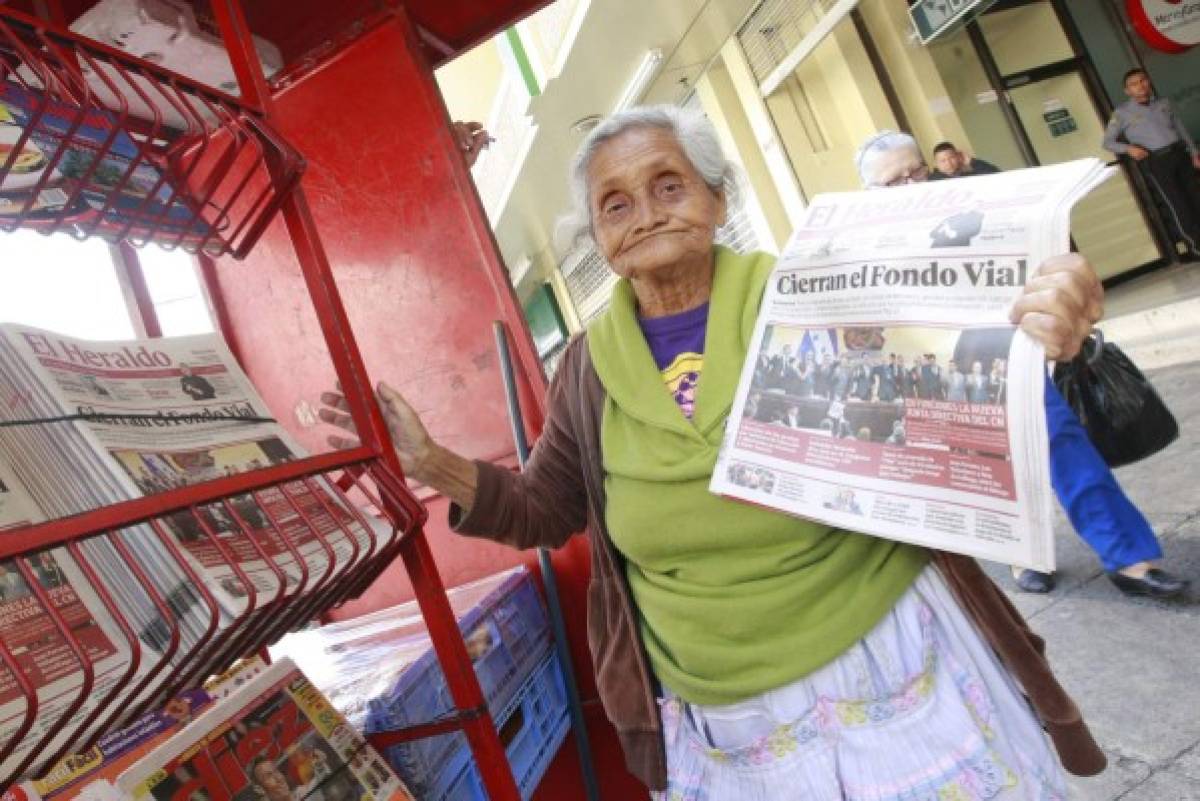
[712,159,1112,572]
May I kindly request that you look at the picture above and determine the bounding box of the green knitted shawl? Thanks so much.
[588,246,928,706]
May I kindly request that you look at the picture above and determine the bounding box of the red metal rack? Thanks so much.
[0,5,303,257]
[0,2,529,798]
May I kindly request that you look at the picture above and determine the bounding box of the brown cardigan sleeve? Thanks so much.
[449,337,590,551]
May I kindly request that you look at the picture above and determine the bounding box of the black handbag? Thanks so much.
[1052,330,1179,468]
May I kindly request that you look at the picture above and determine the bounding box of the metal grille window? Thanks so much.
[737,0,843,84]
[560,248,618,326]
[715,205,761,254]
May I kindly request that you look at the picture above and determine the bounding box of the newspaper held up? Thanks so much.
[712,158,1114,572]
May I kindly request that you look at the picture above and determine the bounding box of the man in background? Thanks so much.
[929,141,1000,180]
[1103,68,1200,259]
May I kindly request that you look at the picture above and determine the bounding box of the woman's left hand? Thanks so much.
[1008,253,1103,361]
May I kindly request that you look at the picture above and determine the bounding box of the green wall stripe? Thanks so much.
[506,27,541,97]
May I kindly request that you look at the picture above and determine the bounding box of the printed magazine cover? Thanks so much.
[118,659,414,801]
[0,80,210,238]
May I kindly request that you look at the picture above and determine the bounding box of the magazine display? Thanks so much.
[0,325,392,780]
[0,81,210,239]
[712,159,1113,571]
[117,658,414,801]
[4,688,211,801]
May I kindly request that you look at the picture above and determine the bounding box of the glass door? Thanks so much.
[971,0,1164,280]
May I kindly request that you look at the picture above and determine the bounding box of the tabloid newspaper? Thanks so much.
[712,159,1113,572]
[0,326,393,780]
[0,460,142,782]
[116,658,414,801]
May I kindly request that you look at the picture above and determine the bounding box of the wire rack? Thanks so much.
[0,450,427,786]
[0,2,527,798]
[0,5,303,258]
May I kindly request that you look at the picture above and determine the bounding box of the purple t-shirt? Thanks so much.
[638,302,708,419]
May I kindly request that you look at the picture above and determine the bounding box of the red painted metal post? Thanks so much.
[195,253,247,366]
[110,242,163,339]
[206,4,524,799]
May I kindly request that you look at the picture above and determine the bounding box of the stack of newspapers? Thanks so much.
[0,324,393,780]
[112,658,414,801]
[713,158,1113,573]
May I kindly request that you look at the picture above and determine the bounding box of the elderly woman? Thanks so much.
[857,129,1188,600]
[321,107,1106,799]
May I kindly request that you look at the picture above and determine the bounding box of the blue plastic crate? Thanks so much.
[365,568,554,794]
[423,650,571,801]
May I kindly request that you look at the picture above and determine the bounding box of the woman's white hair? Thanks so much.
[855,130,920,188]
[556,104,739,253]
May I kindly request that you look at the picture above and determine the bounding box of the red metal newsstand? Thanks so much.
[0,1,647,799]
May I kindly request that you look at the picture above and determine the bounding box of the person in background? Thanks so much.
[324,106,1109,799]
[1102,68,1200,260]
[831,353,852,400]
[814,352,834,399]
[777,403,803,429]
[871,353,898,402]
[849,353,872,400]
[919,353,944,400]
[858,129,1189,599]
[966,360,992,404]
[452,120,491,167]
[178,363,216,401]
[895,354,915,399]
[990,358,1008,405]
[928,141,1001,180]
[944,358,967,402]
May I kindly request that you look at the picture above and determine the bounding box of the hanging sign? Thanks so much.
[1126,0,1200,53]
[909,0,1000,44]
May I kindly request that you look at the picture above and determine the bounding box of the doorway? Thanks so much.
[933,0,1166,280]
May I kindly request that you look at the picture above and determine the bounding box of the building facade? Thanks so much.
[435,0,1200,362]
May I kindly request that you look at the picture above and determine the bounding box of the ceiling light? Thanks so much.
[614,48,665,112]
[570,114,602,134]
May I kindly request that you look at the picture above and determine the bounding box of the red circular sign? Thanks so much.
[1127,0,1200,53]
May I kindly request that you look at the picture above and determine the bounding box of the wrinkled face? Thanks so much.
[868,145,929,188]
[934,149,962,176]
[1125,72,1151,103]
[588,127,726,281]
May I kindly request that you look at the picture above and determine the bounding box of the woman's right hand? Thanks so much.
[319,382,435,482]
[320,383,480,510]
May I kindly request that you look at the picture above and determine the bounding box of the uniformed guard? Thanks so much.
[1103,68,1200,259]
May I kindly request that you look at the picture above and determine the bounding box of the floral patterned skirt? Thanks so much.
[652,566,1067,801]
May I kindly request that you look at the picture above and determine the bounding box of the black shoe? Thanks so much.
[1015,569,1056,593]
[1107,568,1189,599]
